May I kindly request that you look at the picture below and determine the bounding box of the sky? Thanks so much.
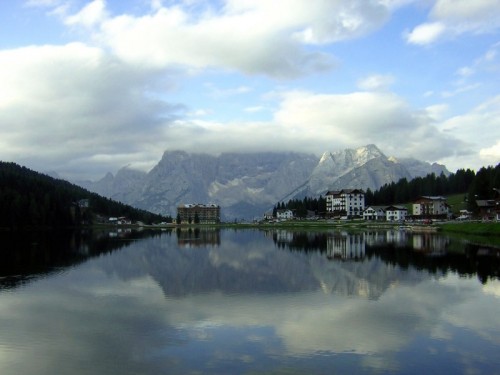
[0,0,499,181]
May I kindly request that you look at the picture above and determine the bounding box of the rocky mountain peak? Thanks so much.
[78,145,449,220]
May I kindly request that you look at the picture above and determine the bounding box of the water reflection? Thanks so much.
[176,227,221,248]
[0,229,499,375]
[0,229,164,289]
[269,229,499,284]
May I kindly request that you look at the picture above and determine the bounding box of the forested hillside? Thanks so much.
[367,165,500,208]
[277,164,500,216]
[0,162,170,228]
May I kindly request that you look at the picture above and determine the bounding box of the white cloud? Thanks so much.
[0,42,183,179]
[437,95,500,170]
[479,141,500,166]
[357,74,395,91]
[441,82,481,98]
[425,104,449,121]
[64,0,108,28]
[53,0,398,77]
[0,34,492,180]
[431,0,500,25]
[3,0,497,179]
[153,90,464,164]
[456,66,474,78]
[406,22,445,45]
[406,0,500,45]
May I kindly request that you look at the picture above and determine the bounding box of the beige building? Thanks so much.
[177,204,221,224]
[412,196,449,218]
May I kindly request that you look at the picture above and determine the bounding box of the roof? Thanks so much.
[364,205,386,211]
[414,196,447,202]
[325,189,365,196]
[476,199,497,208]
[178,203,220,208]
[325,190,341,196]
[386,205,408,211]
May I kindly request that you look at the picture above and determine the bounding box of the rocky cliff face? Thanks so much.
[78,145,448,220]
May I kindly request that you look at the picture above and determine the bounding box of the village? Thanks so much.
[166,188,500,226]
[266,189,500,223]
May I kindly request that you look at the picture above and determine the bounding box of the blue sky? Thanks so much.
[0,0,499,180]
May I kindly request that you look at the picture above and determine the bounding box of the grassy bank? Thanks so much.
[156,219,500,238]
[437,221,500,236]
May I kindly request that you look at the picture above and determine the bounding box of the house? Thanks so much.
[476,200,498,220]
[412,196,450,219]
[177,204,221,224]
[385,205,408,222]
[457,209,472,220]
[363,206,386,221]
[325,189,365,218]
[108,216,131,225]
[263,211,274,221]
[276,209,294,220]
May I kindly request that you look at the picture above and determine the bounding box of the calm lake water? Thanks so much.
[1,228,499,375]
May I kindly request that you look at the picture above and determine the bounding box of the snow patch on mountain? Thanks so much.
[77,145,449,220]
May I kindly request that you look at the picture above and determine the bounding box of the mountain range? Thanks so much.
[77,144,449,220]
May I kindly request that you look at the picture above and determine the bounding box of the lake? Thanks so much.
[1,228,499,374]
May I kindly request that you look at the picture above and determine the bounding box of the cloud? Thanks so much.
[152,90,465,165]
[425,104,449,121]
[406,0,500,45]
[0,42,183,179]
[437,95,500,170]
[271,90,462,160]
[64,0,108,28]
[479,141,500,166]
[3,1,496,180]
[53,0,397,77]
[406,22,446,45]
[357,74,395,91]
[0,34,487,181]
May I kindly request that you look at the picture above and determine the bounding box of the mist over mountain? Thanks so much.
[77,144,449,220]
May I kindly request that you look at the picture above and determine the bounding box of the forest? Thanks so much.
[275,164,500,218]
[0,162,170,228]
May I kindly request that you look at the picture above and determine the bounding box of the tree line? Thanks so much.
[274,164,500,218]
[0,162,170,228]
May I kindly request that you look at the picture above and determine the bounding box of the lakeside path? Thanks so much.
[172,220,500,236]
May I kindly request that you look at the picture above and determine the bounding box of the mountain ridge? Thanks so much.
[77,145,449,220]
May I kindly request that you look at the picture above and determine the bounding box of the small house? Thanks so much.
[386,205,408,222]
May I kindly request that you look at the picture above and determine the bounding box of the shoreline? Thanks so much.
[2,220,499,237]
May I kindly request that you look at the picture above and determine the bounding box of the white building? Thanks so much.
[326,189,365,218]
[363,206,386,221]
[276,209,294,220]
[386,205,408,221]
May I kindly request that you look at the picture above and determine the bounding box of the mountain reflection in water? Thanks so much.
[2,228,497,296]
[0,228,499,375]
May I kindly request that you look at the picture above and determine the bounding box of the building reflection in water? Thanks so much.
[412,233,450,255]
[176,227,221,248]
[272,229,454,261]
[327,232,365,260]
